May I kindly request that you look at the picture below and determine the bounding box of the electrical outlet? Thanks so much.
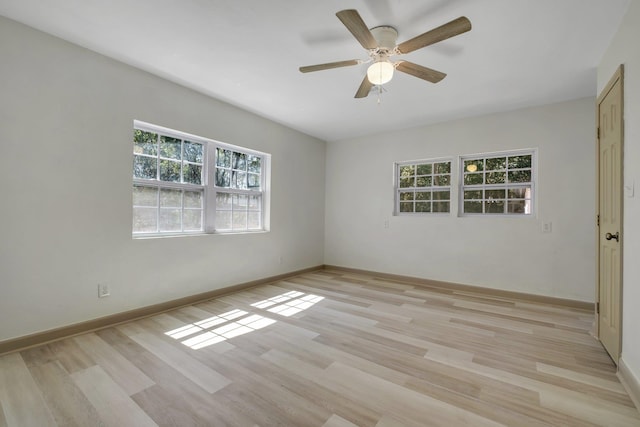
[542,222,552,233]
[98,283,110,298]
[384,219,390,229]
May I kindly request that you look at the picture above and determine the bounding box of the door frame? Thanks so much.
[595,64,624,362]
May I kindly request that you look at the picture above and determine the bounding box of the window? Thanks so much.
[460,150,534,215]
[213,148,263,231]
[132,121,269,236]
[395,159,452,214]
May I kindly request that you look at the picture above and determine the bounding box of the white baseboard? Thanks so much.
[618,356,640,412]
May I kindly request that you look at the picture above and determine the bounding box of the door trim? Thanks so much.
[595,64,624,363]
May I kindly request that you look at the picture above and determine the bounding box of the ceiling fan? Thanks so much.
[299,9,472,98]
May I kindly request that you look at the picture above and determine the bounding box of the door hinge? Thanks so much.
[597,127,600,139]
[597,214,600,227]
[596,302,600,314]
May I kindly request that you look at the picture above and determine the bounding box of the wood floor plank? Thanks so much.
[73,332,155,396]
[0,353,56,427]
[536,362,627,394]
[71,365,157,427]
[322,414,360,427]
[2,270,638,426]
[28,360,103,426]
[317,362,503,427]
[121,330,231,394]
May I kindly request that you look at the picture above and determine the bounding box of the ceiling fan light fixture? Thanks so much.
[367,60,394,85]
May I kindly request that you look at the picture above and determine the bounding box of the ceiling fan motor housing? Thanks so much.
[370,26,398,51]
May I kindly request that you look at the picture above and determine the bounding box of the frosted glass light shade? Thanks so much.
[367,61,394,85]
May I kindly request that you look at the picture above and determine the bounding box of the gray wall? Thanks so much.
[0,16,326,341]
[325,98,596,302]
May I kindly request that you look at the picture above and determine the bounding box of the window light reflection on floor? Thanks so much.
[165,290,324,350]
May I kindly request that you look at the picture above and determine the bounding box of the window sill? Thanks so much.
[132,229,269,239]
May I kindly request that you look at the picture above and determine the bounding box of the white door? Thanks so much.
[597,66,624,363]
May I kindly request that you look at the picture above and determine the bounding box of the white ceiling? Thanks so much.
[0,0,631,141]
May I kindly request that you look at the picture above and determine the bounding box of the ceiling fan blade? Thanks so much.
[396,61,446,83]
[336,9,378,50]
[396,16,471,54]
[299,59,360,73]
[355,75,374,98]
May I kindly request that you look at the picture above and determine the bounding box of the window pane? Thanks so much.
[247,173,261,189]
[433,202,449,213]
[485,201,505,214]
[160,136,181,160]
[216,148,231,167]
[183,209,203,231]
[399,202,413,212]
[233,171,247,189]
[486,157,506,171]
[508,170,532,183]
[159,208,181,231]
[134,130,157,155]
[233,152,247,170]
[247,156,261,173]
[216,192,232,209]
[215,168,231,187]
[232,211,247,230]
[415,202,431,212]
[233,194,248,209]
[248,195,261,210]
[133,186,158,207]
[507,200,527,214]
[160,159,181,182]
[183,163,202,185]
[461,152,534,216]
[433,162,450,174]
[416,176,432,187]
[415,192,431,201]
[486,172,506,184]
[464,190,482,200]
[400,177,414,188]
[433,190,450,201]
[183,141,203,163]
[399,191,414,201]
[508,188,528,199]
[464,201,482,213]
[133,156,157,179]
[508,155,532,169]
[400,165,415,177]
[433,175,450,186]
[485,189,506,200]
[184,191,202,208]
[464,173,483,185]
[160,189,181,207]
[464,159,483,173]
[248,212,261,229]
[133,207,157,232]
[416,164,432,175]
[216,210,232,230]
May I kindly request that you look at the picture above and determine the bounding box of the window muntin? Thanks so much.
[460,151,534,215]
[395,160,451,214]
[132,122,268,236]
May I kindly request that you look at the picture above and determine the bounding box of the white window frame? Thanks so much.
[394,158,453,215]
[132,120,270,237]
[458,149,536,217]
[208,144,268,233]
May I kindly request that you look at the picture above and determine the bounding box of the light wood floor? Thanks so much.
[1,269,639,426]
